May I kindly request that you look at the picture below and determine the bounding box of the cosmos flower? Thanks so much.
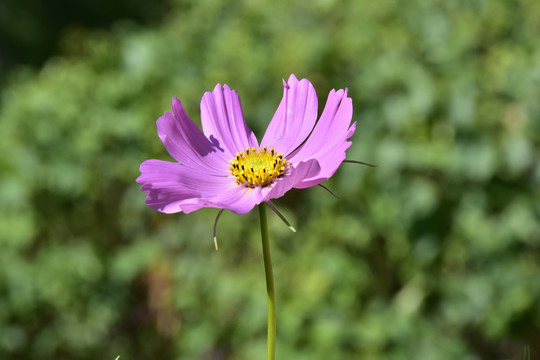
[136,74,356,215]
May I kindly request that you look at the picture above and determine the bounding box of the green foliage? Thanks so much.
[1,0,539,359]
[0,0,167,80]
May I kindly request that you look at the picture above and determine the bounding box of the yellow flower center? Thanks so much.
[229,147,289,187]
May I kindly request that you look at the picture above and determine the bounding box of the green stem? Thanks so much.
[259,203,276,360]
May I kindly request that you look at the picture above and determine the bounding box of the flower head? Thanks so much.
[136,74,356,215]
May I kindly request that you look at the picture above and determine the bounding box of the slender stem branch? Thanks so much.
[213,209,225,251]
[259,203,276,360]
[267,200,296,232]
[343,159,377,167]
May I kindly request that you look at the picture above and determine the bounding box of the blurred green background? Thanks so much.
[1,0,539,359]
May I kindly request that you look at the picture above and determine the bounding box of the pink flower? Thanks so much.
[136,74,356,215]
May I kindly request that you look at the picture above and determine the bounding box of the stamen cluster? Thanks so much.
[229,147,289,187]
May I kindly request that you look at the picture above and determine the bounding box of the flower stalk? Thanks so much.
[259,203,276,360]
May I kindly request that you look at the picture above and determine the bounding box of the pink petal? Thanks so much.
[137,159,235,214]
[260,74,318,156]
[265,159,321,200]
[201,84,259,158]
[292,138,353,188]
[211,185,268,215]
[157,98,229,175]
[288,89,356,187]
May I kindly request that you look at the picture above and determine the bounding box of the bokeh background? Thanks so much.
[1,0,539,359]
